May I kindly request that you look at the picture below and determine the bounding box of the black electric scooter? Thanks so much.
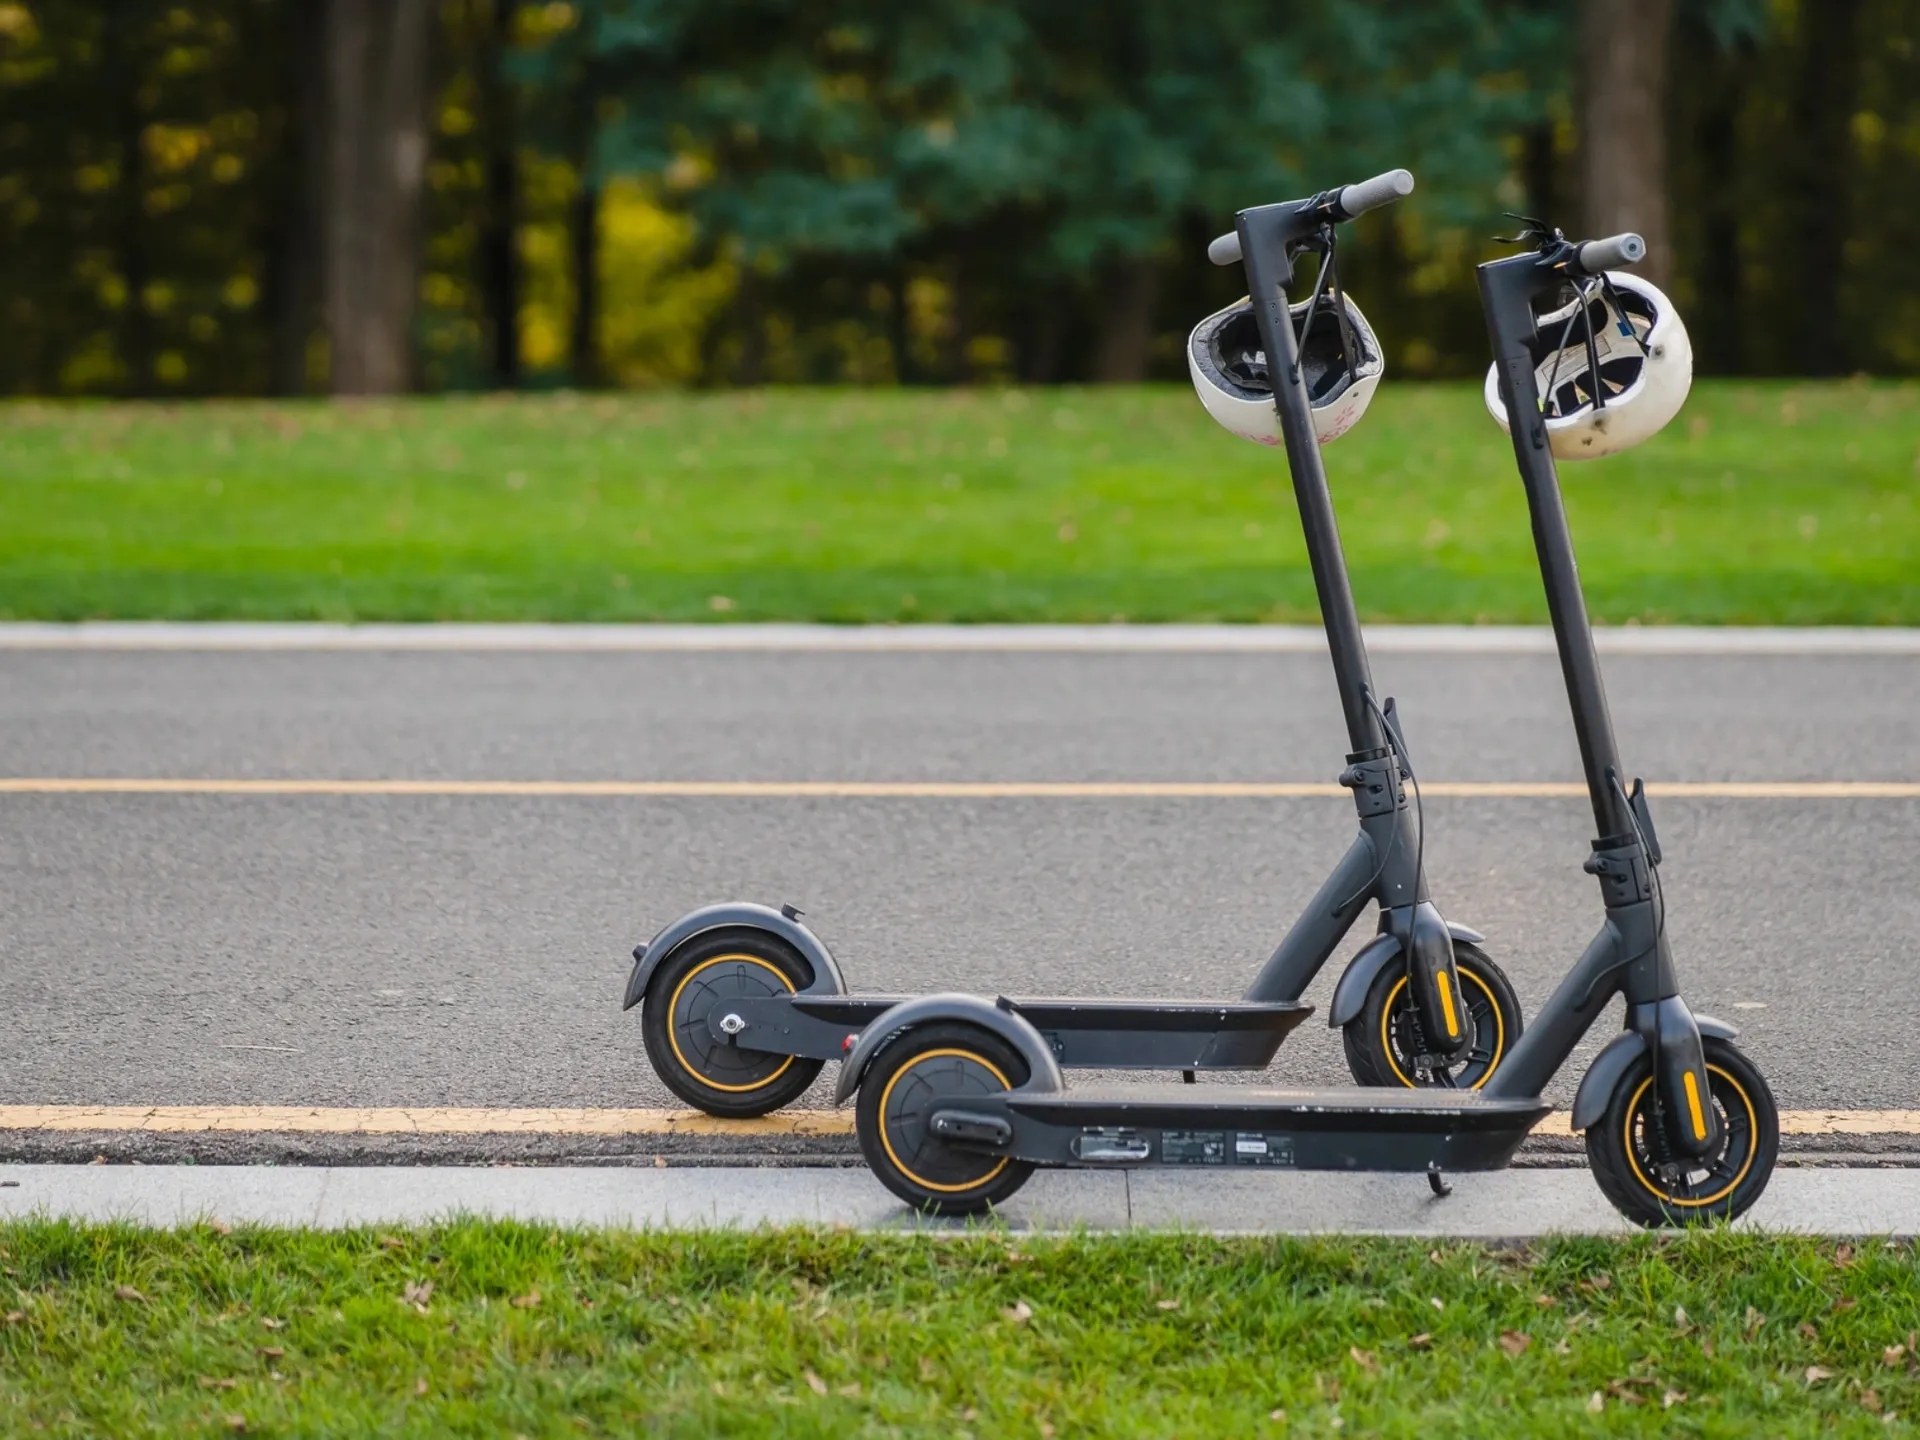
[831,214,1781,1228]
[623,170,1525,1119]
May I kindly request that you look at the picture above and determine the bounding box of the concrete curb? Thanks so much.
[5,1163,1919,1237]
[5,623,1920,655]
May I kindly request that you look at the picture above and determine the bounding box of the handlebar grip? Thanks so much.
[1576,232,1646,273]
[1207,231,1242,267]
[1336,168,1414,219]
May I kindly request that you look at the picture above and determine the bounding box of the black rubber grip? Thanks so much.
[1577,233,1646,273]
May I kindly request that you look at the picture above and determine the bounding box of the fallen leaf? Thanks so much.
[256,1347,283,1361]
[1498,1330,1531,1356]
[804,1369,827,1396]
[197,1377,238,1390]
[962,1407,979,1421]
[1606,1381,1647,1405]
[1555,1339,1571,1355]
[1835,1244,1856,1268]
[1701,1335,1715,1358]
[511,1291,541,1309]
[1886,1345,1908,1366]
[1156,1298,1180,1311]
[1806,1366,1834,1384]
[1534,1294,1558,1308]
[1586,1392,1605,1414]
[1430,1296,1444,1311]
[260,1318,283,1331]
[223,1418,246,1434]
[919,1358,938,1381]
[1664,1389,1687,1408]
[403,1280,434,1310]
[114,1285,147,1303]
[838,1383,861,1398]
[1003,1300,1033,1325]
[1745,1306,1766,1338]
[1862,1389,1884,1415]
[88,1155,107,1165]
[1349,1346,1378,1371]
[378,1235,405,1250]
[653,1155,667,1169]
[1039,1424,1055,1439]
[1428,1250,1443,1265]
[1584,1273,1613,1293]
[1268,1407,1287,1422]
[1673,1305,1689,1327]
[1799,1322,1820,1341]
[1407,1333,1431,1350]
[209,1220,232,1237]
[1833,1296,1859,1313]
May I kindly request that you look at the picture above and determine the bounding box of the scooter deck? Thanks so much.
[942,1085,1552,1172]
[737,994,1315,1069]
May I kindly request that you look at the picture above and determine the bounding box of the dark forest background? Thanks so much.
[2,0,1915,396]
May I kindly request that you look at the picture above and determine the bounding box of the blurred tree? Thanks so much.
[1579,0,1674,288]
[321,0,434,394]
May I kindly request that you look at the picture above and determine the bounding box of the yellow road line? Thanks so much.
[3,779,1918,799]
[4,1105,1918,1139]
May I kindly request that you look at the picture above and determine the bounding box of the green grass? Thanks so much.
[2,1223,1917,1436]
[2,381,1916,625]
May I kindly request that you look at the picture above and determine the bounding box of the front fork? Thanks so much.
[1588,795,1721,1160]
[1344,739,1469,1062]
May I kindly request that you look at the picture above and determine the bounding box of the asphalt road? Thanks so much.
[4,645,1918,1137]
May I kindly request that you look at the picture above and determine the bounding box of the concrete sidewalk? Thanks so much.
[6,1163,1920,1237]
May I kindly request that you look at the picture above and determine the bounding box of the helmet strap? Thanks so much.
[1288,221,1356,387]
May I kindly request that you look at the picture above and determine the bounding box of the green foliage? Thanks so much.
[2,381,1913,624]
[3,1220,1918,1435]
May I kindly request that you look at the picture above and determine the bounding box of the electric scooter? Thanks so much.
[622,170,1525,1119]
[831,211,1781,1228]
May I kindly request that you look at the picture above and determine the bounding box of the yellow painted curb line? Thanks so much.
[3,779,1919,799]
[3,1105,1917,1139]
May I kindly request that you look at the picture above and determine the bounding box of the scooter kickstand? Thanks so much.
[1426,1163,1452,1199]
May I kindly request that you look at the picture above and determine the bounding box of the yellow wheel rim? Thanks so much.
[665,954,797,1094]
[1622,1063,1759,1208]
[877,1048,1012,1194]
[1379,967,1507,1089]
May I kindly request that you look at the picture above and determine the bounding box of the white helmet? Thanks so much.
[1188,292,1383,447]
[1484,271,1692,460]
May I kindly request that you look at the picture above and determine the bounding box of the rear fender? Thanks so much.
[832,993,1064,1106]
[622,902,845,1011]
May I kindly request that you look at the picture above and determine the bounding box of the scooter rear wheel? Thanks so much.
[640,930,825,1118]
[856,1022,1035,1216]
[1585,1036,1779,1228]
[1342,942,1522,1090]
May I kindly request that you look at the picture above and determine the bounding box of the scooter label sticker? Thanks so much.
[1161,1130,1227,1164]
[1232,1132,1297,1167]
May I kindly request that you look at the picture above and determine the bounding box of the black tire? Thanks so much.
[855,1022,1035,1216]
[1342,941,1524,1090]
[639,929,826,1118]
[1585,1036,1779,1228]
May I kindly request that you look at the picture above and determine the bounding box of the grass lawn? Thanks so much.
[2,1222,1917,1436]
[1,381,1915,626]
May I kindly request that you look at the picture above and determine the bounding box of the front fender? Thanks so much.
[1326,922,1486,1028]
[1570,1029,1645,1133]
[621,902,845,1011]
[832,994,1064,1106]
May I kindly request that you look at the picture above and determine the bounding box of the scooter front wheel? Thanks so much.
[856,1021,1034,1216]
[1342,941,1522,1090]
[1585,1036,1779,1228]
[640,930,825,1118]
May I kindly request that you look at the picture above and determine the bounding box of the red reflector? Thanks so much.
[842,1034,857,1053]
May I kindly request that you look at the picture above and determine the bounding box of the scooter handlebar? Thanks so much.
[1334,168,1414,220]
[1576,232,1646,275]
[1206,168,1413,266]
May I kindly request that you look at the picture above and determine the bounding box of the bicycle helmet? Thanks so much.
[1484,270,1692,460]
[1189,292,1383,447]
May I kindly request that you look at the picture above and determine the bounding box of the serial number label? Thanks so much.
[1161,1130,1227,1164]
[1231,1131,1296,1167]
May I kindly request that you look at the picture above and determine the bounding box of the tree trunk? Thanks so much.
[267,0,325,395]
[478,0,520,387]
[1093,256,1159,383]
[1579,0,1675,288]
[568,178,599,387]
[106,3,153,396]
[1690,36,1752,374]
[944,250,975,383]
[1521,121,1560,224]
[321,0,433,395]
[1785,0,1862,375]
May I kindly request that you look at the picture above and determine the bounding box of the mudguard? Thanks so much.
[1568,1013,1738,1133]
[621,902,846,1011]
[831,993,1065,1106]
[1326,921,1488,1029]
